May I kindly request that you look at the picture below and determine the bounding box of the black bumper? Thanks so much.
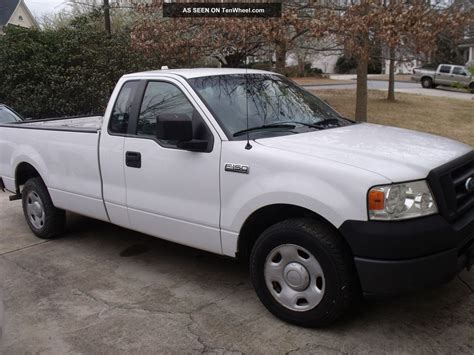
[339,211,474,295]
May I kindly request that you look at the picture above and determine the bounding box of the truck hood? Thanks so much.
[255,123,472,182]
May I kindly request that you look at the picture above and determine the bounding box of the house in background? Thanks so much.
[0,0,38,34]
[457,0,474,65]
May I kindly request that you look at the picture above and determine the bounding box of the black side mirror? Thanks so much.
[156,113,193,141]
[177,140,208,152]
[156,113,208,152]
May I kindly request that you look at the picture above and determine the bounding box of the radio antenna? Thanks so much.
[244,19,252,150]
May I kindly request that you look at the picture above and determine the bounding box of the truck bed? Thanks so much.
[1,116,103,132]
[0,115,108,221]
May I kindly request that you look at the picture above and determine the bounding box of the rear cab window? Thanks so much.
[108,81,139,134]
[439,65,452,74]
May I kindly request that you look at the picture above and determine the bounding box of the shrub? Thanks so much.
[335,55,382,74]
[304,63,323,76]
[0,12,160,118]
[249,61,273,71]
[285,63,324,77]
[335,56,357,74]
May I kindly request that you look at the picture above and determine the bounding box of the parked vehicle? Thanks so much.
[0,69,473,327]
[412,64,474,92]
[0,104,23,123]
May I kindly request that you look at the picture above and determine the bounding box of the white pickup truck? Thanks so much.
[1,69,473,327]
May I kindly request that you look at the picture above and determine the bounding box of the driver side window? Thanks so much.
[137,81,195,137]
[452,67,466,76]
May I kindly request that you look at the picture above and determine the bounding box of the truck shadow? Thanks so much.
[63,212,473,335]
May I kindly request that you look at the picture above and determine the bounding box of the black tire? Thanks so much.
[250,218,359,327]
[469,83,474,94]
[421,77,433,89]
[22,177,65,239]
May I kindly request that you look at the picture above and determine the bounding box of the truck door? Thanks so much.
[123,78,222,254]
[100,80,142,229]
[451,66,470,87]
[436,65,452,85]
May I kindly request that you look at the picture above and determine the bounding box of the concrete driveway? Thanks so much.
[0,191,473,354]
[303,81,474,101]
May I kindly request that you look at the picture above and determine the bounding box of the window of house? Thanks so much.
[18,15,23,21]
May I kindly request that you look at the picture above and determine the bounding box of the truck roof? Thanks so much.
[122,68,279,79]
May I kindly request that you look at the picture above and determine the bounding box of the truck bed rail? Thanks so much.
[0,115,103,133]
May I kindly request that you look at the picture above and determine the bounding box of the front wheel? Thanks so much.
[22,177,65,239]
[250,218,359,327]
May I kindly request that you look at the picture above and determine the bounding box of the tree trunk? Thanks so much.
[104,0,111,36]
[387,47,395,101]
[355,54,368,122]
[275,41,287,74]
[297,52,305,77]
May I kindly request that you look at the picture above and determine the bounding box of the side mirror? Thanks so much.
[156,113,208,152]
[156,113,193,142]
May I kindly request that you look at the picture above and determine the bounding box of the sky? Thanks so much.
[24,0,69,20]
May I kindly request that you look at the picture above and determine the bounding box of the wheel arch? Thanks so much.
[15,162,43,194]
[236,203,350,261]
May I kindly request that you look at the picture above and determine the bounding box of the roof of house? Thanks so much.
[0,0,20,26]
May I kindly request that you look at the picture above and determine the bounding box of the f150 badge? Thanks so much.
[225,163,249,174]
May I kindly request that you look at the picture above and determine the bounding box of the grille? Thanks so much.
[427,151,474,223]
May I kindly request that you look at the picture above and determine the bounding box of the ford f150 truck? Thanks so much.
[0,68,473,327]
[412,64,474,92]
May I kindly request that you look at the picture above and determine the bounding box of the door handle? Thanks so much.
[126,151,141,168]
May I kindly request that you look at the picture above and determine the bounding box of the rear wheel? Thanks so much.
[421,77,433,89]
[22,177,65,239]
[250,218,359,327]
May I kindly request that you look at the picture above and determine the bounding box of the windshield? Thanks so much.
[188,74,351,139]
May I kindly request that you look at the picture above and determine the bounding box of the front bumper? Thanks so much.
[339,211,474,295]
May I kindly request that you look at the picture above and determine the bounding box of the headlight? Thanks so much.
[368,180,437,221]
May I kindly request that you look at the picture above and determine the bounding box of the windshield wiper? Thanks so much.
[233,123,296,137]
[278,121,321,129]
[311,118,346,127]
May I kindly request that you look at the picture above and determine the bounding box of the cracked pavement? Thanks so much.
[0,191,473,354]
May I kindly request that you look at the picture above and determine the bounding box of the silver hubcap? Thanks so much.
[26,191,45,229]
[264,244,325,312]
